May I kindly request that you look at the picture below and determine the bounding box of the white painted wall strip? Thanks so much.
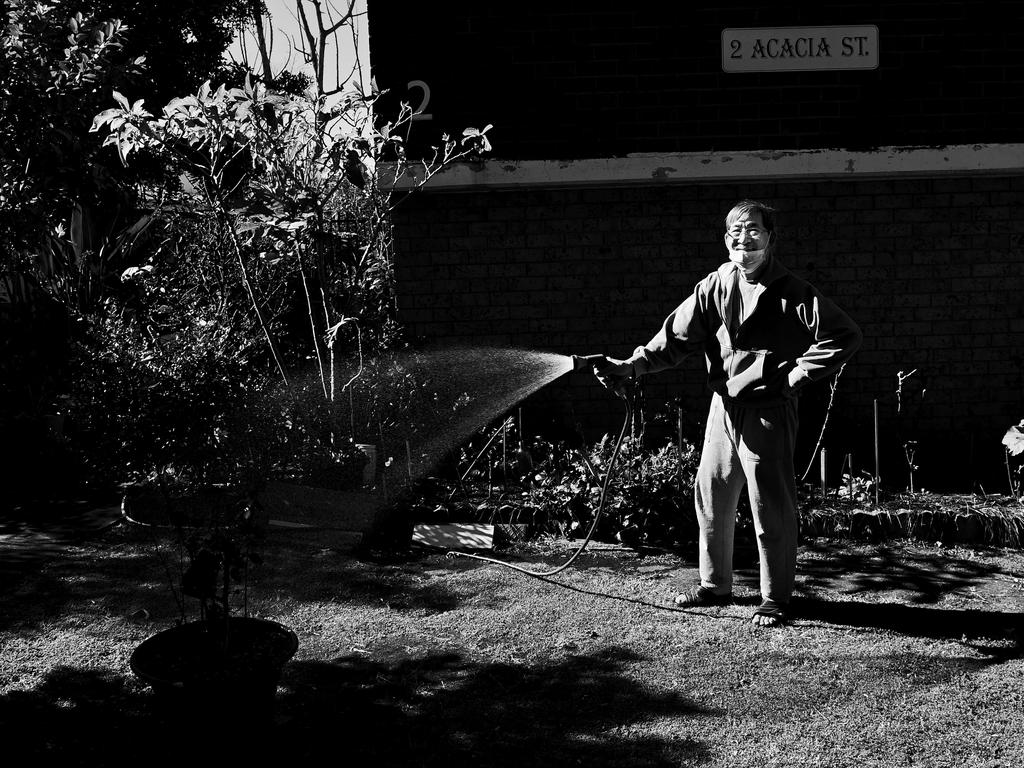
[383,143,1024,191]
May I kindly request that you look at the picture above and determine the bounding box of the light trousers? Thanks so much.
[695,393,799,603]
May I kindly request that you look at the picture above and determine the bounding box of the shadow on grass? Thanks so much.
[0,534,173,632]
[273,646,717,766]
[0,666,155,765]
[0,524,475,633]
[0,501,121,597]
[797,539,1012,603]
[797,597,1022,654]
[795,541,1023,658]
[1,647,718,768]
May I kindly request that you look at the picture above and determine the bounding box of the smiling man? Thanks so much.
[593,200,862,627]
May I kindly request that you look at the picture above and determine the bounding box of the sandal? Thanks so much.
[751,599,788,627]
[673,586,733,608]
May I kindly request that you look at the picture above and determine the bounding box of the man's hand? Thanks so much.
[591,356,635,393]
[784,365,810,395]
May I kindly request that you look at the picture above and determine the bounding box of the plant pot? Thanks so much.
[130,616,298,724]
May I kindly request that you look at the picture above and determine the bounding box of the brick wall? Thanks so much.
[390,175,1024,491]
[369,0,1024,158]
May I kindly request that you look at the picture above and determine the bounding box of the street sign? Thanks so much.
[722,26,879,73]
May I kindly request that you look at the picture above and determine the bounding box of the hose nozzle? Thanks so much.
[571,354,609,372]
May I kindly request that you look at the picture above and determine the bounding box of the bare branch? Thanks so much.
[321,0,357,36]
[800,364,847,483]
[249,0,274,85]
[294,0,320,85]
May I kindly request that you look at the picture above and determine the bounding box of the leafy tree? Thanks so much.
[15,0,492,499]
[81,44,492,493]
[0,1,264,427]
[72,0,258,104]
[1,0,259,281]
[91,76,491,389]
[0,1,141,266]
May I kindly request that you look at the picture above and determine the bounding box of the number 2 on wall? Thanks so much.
[407,80,433,121]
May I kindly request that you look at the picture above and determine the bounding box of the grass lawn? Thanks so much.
[2,516,1023,767]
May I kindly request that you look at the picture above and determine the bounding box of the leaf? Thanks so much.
[89,108,120,133]
[120,266,147,282]
[461,125,493,152]
[162,96,198,117]
[116,136,134,166]
[1002,421,1024,456]
[112,90,129,110]
[234,220,263,234]
[178,173,199,195]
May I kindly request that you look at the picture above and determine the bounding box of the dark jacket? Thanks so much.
[628,255,863,406]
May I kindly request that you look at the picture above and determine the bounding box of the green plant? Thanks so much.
[0,3,266,505]
[184,513,261,624]
[903,440,919,495]
[585,434,700,547]
[423,425,702,549]
[0,2,140,266]
[1001,419,1024,501]
[83,76,494,513]
[895,369,924,493]
[0,2,146,447]
[836,470,877,504]
[89,74,492,388]
[72,80,489,485]
[70,311,377,498]
[69,300,259,492]
[258,375,369,490]
[70,2,494,516]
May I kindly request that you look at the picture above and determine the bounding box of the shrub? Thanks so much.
[69,310,257,492]
[420,428,702,550]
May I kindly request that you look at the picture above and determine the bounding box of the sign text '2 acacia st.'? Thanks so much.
[722,26,879,73]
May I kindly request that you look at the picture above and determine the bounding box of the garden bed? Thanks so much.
[403,475,1024,553]
[799,492,1024,548]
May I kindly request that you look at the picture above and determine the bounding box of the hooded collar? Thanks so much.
[717,254,791,337]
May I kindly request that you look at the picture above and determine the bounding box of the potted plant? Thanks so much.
[94,354,300,725]
[127,490,298,726]
[65,289,300,725]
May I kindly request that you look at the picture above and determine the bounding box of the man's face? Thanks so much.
[724,210,771,274]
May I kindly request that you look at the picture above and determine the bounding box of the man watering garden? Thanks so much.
[593,200,863,627]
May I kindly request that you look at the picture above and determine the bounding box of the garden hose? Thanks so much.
[447,381,633,579]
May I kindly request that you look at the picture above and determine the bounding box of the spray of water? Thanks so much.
[401,347,571,482]
[330,346,575,499]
